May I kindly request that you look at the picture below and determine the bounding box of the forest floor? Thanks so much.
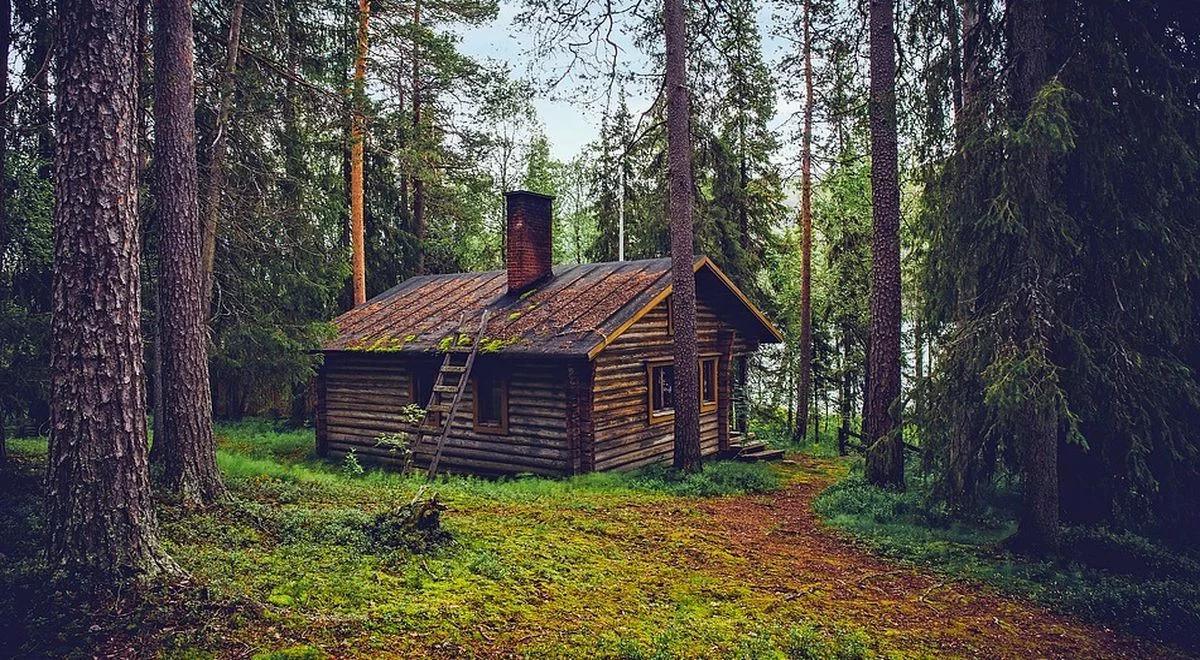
[0,421,1189,659]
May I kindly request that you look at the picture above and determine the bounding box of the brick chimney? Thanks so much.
[505,190,554,295]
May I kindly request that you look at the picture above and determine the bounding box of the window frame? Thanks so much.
[646,359,676,425]
[472,370,509,435]
[699,355,719,412]
[408,368,442,425]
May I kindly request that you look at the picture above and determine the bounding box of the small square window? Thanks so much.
[700,357,717,410]
[473,371,508,434]
[648,362,675,422]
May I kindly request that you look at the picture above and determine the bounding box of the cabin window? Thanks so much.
[647,362,675,422]
[409,368,441,424]
[473,371,509,434]
[647,358,719,423]
[700,357,718,411]
[410,371,433,407]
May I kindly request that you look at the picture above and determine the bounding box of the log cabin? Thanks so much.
[314,190,784,476]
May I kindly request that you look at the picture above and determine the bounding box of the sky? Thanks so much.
[454,1,803,164]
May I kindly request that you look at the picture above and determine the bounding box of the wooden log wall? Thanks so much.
[591,297,753,471]
[318,352,572,476]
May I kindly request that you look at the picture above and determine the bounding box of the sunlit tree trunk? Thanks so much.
[794,0,814,445]
[665,0,701,472]
[199,0,244,313]
[864,0,904,490]
[47,0,177,589]
[349,0,369,305]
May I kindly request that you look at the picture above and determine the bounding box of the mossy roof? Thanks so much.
[323,256,783,357]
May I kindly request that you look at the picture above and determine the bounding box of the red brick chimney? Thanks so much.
[506,190,554,295]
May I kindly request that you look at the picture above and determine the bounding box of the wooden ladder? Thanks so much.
[411,310,490,478]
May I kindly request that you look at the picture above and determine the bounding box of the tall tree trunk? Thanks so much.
[149,0,224,507]
[30,2,52,179]
[665,0,701,472]
[864,0,904,490]
[794,0,814,445]
[960,0,982,120]
[349,0,369,305]
[914,313,924,422]
[838,323,850,456]
[47,0,177,589]
[1008,0,1058,551]
[949,0,963,121]
[199,0,244,313]
[0,0,9,467]
[411,0,426,275]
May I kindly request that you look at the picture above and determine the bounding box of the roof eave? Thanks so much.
[584,256,784,360]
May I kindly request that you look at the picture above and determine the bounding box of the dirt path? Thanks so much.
[682,455,1179,659]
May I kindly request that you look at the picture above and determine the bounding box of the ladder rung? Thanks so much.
[441,366,467,373]
[433,385,458,394]
[427,404,450,413]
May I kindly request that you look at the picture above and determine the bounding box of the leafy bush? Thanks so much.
[629,461,782,497]
[340,450,364,478]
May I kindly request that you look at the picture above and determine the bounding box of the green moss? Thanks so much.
[347,334,410,352]
[814,468,1200,650]
[477,336,522,353]
[0,422,892,657]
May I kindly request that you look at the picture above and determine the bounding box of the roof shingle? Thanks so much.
[323,257,782,356]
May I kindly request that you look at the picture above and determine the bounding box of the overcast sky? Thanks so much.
[454,1,803,165]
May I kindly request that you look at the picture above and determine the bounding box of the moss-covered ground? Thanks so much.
[0,421,1182,658]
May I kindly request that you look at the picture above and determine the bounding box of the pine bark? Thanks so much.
[349,0,369,305]
[960,0,982,124]
[30,2,52,179]
[864,0,904,490]
[47,0,176,588]
[1008,0,1058,551]
[199,0,244,313]
[0,0,9,467]
[665,0,701,472]
[794,0,814,445]
[149,0,225,507]
[837,323,851,456]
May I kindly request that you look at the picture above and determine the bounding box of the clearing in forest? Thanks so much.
[0,424,1183,658]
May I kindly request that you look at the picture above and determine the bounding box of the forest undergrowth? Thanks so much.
[0,420,1187,658]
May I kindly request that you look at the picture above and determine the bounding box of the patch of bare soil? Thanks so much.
[690,456,1183,659]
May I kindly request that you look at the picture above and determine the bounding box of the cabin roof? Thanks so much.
[322,256,784,357]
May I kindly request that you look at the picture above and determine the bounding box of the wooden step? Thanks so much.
[738,440,768,453]
[736,448,785,462]
[433,385,459,394]
[441,365,467,374]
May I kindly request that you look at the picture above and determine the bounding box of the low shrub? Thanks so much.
[629,461,782,497]
[814,467,1200,651]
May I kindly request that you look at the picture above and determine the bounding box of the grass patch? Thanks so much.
[814,465,1200,652]
[0,421,815,658]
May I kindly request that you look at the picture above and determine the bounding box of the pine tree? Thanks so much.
[148,0,225,506]
[665,0,701,472]
[864,0,904,489]
[198,0,244,312]
[349,0,369,304]
[793,0,814,445]
[47,0,177,590]
[0,0,9,466]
